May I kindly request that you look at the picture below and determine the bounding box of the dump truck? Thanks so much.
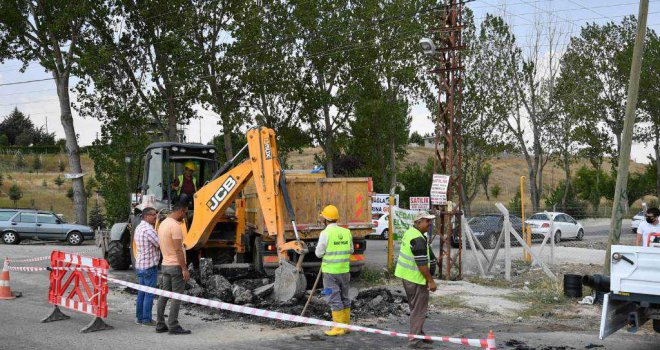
[583,244,660,339]
[106,127,371,300]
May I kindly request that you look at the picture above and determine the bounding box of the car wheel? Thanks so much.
[2,231,20,245]
[554,230,562,244]
[381,229,389,241]
[67,231,83,246]
[484,233,497,249]
[576,229,584,241]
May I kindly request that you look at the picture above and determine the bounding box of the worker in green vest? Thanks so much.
[315,204,353,336]
[395,211,436,349]
[172,161,198,199]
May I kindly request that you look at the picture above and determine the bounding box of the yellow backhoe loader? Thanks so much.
[106,127,372,301]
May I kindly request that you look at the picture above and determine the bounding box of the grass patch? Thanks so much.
[466,276,511,289]
[355,266,390,287]
[507,278,570,319]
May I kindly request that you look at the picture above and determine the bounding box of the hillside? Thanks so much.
[0,148,648,221]
[0,153,96,221]
[285,146,648,211]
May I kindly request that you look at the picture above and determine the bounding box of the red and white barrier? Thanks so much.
[6,251,497,348]
[107,276,497,349]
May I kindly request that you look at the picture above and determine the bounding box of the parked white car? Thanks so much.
[631,211,644,233]
[526,212,584,242]
[370,213,390,240]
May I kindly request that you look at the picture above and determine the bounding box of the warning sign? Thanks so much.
[409,197,430,211]
[430,174,450,205]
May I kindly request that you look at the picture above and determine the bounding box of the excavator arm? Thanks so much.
[182,127,305,261]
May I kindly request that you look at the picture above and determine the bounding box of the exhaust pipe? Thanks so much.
[582,274,611,293]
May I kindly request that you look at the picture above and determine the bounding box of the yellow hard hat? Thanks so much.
[184,161,197,171]
[320,205,339,221]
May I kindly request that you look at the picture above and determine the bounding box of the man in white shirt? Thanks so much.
[636,207,660,247]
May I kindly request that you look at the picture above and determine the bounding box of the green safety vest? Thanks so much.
[394,227,429,285]
[321,225,352,274]
[177,175,197,196]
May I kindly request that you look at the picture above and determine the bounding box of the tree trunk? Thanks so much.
[655,123,660,199]
[561,151,571,211]
[221,113,233,162]
[323,108,334,178]
[55,76,87,225]
[390,137,396,191]
[460,183,471,217]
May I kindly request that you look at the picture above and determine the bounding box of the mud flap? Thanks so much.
[599,293,643,339]
[273,259,306,302]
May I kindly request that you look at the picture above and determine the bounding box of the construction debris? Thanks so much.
[206,274,234,302]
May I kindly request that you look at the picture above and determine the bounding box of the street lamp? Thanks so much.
[419,37,436,56]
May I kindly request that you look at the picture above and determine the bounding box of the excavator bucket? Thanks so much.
[273,260,307,302]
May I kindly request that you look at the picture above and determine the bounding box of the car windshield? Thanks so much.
[529,213,549,221]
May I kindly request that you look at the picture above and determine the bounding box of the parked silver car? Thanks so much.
[0,209,94,245]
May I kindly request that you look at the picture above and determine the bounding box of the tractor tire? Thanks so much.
[107,240,131,270]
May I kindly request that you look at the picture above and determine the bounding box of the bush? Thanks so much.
[544,181,587,219]
[8,183,23,208]
[58,158,66,172]
[409,131,425,146]
[42,179,47,188]
[88,201,106,230]
[66,187,74,201]
[54,175,64,188]
[491,184,502,199]
[15,152,25,168]
[509,189,521,214]
[32,155,42,173]
[0,173,3,187]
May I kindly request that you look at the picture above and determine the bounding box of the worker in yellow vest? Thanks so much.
[315,205,353,336]
[172,161,198,199]
[395,211,436,349]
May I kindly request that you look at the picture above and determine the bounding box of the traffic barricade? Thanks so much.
[42,251,112,333]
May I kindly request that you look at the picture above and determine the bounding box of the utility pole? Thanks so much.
[429,0,468,280]
[604,0,649,274]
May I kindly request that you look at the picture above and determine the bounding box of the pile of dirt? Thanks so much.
[352,287,408,318]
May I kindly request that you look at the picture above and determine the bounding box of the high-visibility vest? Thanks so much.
[177,175,197,196]
[394,227,429,285]
[321,225,352,274]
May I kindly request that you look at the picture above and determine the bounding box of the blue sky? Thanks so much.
[0,0,657,163]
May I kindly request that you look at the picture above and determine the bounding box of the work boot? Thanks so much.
[341,308,351,334]
[155,323,168,333]
[324,310,347,336]
[168,325,192,335]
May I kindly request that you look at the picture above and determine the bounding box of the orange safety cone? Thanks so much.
[486,330,497,350]
[0,259,21,300]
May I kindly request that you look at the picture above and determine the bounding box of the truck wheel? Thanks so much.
[107,240,131,270]
[654,319,660,333]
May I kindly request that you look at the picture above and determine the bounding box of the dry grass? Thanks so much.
[286,146,647,208]
[0,154,97,220]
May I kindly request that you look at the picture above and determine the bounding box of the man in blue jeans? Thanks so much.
[134,207,160,326]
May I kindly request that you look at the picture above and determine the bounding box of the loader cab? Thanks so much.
[140,142,218,211]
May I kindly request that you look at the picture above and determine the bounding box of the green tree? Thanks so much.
[573,165,615,211]
[15,151,25,169]
[491,184,502,199]
[58,157,66,172]
[480,163,493,201]
[54,175,64,188]
[32,155,43,174]
[88,200,106,231]
[397,158,434,209]
[0,108,33,145]
[8,183,22,208]
[509,189,522,216]
[66,187,74,202]
[348,86,410,192]
[409,132,424,146]
[42,179,47,188]
[0,1,92,224]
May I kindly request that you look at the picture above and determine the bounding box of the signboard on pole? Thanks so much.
[409,197,430,211]
[372,194,399,216]
[430,174,450,205]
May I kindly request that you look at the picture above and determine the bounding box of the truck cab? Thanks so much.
[140,142,218,211]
